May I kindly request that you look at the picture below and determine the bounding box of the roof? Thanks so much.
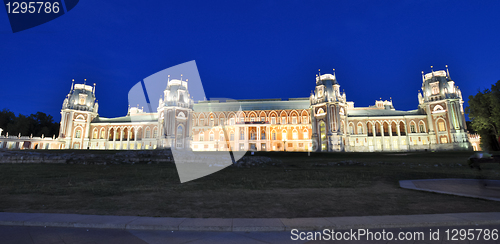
[92,114,158,123]
[347,108,425,117]
[193,98,310,112]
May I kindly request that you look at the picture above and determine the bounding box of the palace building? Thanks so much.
[0,66,474,151]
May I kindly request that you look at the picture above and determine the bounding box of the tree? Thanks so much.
[466,80,500,151]
[0,109,59,138]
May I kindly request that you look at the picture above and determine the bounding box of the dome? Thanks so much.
[62,83,98,112]
[163,78,193,108]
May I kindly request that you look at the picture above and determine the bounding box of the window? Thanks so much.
[438,121,446,132]
[272,131,276,140]
[93,130,98,139]
[250,118,255,122]
[261,117,265,122]
[357,125,363,134]
[440,136,448,143]
[261,130,266,140]
[200,119,204,126]
[100,130,105,139]
[303,131,308,139]
[240,128,244,140]
[240,118,244,123]
[199,132,204,141]
[220,134,225,141]
[78,94,86,105]
[419,124,425,133]
[281,117,286,124]
[282,131,287,140]
[239,143,244,150]
[220,118,225,126]
[292,117,297,124]
[230,133,234,141]
[293,131,298,140]
[349,125,354,134]
[146,128,151,138]
[153,128,158,138]
[75,129,81,138]
[410,124,416,133]
[176,125,183,148]
[271,117,276,124]
[302,116,308,124]
[230,118,234,125]
[209,133,214,141]
[210,118,214,126]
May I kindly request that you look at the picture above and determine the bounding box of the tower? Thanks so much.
[310,70,348,152]
[59,80,99,149]
[418,66,471,150]
[157,76,194,149]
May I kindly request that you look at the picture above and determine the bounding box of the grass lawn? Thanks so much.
[0,151,499,218]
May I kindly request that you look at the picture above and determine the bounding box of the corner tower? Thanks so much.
[310,70,348,152]
[59,80,99,149]
[418,66,471,150]
[157,75,194,149]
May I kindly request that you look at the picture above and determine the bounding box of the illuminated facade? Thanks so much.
[0,66,474,151]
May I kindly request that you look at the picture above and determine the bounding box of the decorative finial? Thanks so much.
[180,74,183,81]
[445,64,450,78]
[167,74,170,82]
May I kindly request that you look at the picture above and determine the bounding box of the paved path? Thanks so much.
[1,212,500,232]
[400,179,500,201]
[2,224,500,243]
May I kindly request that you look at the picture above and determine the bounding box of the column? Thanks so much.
[380,123,385,151]
[372,123,376,151]
[389,124,393,151]
[397,124,401,151]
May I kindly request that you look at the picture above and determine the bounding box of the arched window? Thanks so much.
[349,124,354,134]
[272,130,277,140]
[153,128,158,138]
[303,129,308,139]
[230,132,234,141]
[209,132,214,141]
[357,123,363,134]
[282,130,287,140]
[438,120,446,132]
[176,125,183,148]
[261,128,266,140]
[146,128,151,138]
[100,128,105,139]
[410,122,416,133]
[320,121,326,151]
[75,129,81,138]
[292,129,298,140]
[419,121,426,133]
[93,129,98,139]
[199,131,204,141]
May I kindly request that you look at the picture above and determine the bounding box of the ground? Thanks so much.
[0,151,499,218]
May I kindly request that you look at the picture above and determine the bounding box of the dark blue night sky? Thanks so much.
[1,1,500,122]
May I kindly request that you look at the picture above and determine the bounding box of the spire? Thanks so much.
[167,74,170,82]
[70,79,74,91]
[93,83,96,95]
[333,68,336,80]
[84,78,87,85]
[445,64,450,79]
[430,66,435,80]
[421,71,424,82]
[318,69,321,78]
[180,74,183,81]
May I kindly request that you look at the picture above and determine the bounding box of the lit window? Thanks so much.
[282,131,287,140]
[349,125,354,134]
[240,128,244,140]
[302,116,308,124]
[100,130,105,139]
[199,133,204,141]
[438,121,446,132]
[230,133,234,141]
[271,117,276,124]
[75,129,81,138]
[78,94,86,105]
[240,118,244,123]
[220,134,225,141]
[93,130,98,139]
[210,118,214,126]
[230,118,234,125]
[293,131,298,140]
[220,118,225,126]
[281,117,286,124]
[440,136,448,143]
[292,117,297,124]
[251,118,255,122]
[410,124,416,133]
[209,133,214,141]
[153,128,157,138]
[303,131,308,139]
[272,132,277,140]
[200,119,204,126]
[146,128,151,138]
